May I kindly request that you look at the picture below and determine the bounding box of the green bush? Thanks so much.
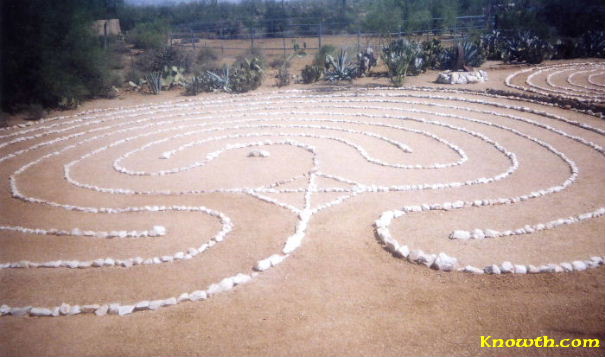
[135,46,193,73]
[313,45,337,68]
[127,21,169,50]
[196,47,219,71]
[301,65,322,84]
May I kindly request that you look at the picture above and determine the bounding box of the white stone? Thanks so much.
[432,253,458,271]
[396,245,410,258]
[471,229,485,240]
[484,229,499,238]
[232,273,252,285]
[134,301,150,310]
[450,230,470,240]
[572,260,587,271]
[560,263,573,272]
[81,304,100,313]
[95,305,109,316]
[463,265,484,274]
[152,225,166,236]
[11,307,31,317]
[513,265,527,274]
[500,261,514,274]
[30,308,53,316]
[108,303,120,315]
[189,290,207,301]
[484,265,501,274]
[268,254,285,266]
[254,258,272,272]
[118,305,135,316]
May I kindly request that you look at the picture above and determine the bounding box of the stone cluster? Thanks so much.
[437,70,488,85]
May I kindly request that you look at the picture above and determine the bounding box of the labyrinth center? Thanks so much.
[1,86,604,317]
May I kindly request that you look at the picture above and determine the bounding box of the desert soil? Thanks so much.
[1,60,604,356]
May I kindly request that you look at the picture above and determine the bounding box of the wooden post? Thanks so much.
[282,36,287,57]
[251,28,255,49]
[357,29,360,53]
[318,22,322,49]
[191,29,195,49]
[220,26,224,56]
[103,21,108,49]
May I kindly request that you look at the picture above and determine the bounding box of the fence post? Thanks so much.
[251,28,255,49]
[357,29,360,53]
[282,35,287,57]
[220,26,224,56]
[191,29,195,49]
[318,22,322,49]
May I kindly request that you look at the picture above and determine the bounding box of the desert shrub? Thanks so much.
[136,46,193,73]
[276,67,290,87]
[127,21,169,50]
[356,47,377,77]
[301,65,322,84]
[187,58,263,95]
[236,47,266,68]
[577,31,605,58]
[313,45,337,68]
[382,39,424,86]
[23,104,47,121]
[196,47,219,71]
[325,50,358,82]
[501,31,553,64]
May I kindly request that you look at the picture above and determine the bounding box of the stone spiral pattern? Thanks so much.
[505,62,605,103]
[1,87,604,318]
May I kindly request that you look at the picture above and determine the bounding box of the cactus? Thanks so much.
[382,39,424,86]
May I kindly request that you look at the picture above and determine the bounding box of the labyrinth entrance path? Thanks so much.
[1,62,604,356]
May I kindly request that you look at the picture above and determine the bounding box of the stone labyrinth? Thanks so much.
[1,83,605,318]
[506,62,605,103]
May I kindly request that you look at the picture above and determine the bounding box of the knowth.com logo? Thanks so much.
[481,336,601,348]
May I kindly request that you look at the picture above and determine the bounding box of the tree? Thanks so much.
[1,0,117,111]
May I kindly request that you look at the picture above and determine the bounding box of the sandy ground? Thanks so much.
[1,61,604,356]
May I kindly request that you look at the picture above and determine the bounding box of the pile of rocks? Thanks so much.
[437,70,488,84]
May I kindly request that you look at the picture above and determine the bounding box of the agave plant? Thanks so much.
[145,71,162,95]
[440,40,486,70]
[501,31,553,64]
[206,65,231,92]
[382,39,424,86]
[325,50,358,82]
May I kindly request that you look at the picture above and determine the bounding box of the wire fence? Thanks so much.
[167,15,488,57]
